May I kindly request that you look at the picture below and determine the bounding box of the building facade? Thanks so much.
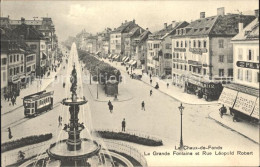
[219,11,259,121]
[172,7,255,101]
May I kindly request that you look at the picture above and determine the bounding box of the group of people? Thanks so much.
[3,92,18,106]
[219,105,239,122]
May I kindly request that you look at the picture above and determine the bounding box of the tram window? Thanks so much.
[32,103,34,108]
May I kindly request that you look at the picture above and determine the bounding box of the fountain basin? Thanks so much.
[62,97,87,106]
[47,139,101,160]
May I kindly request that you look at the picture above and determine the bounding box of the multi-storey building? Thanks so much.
[171,7,255,101]
[131,29,151,70]
[96,28,112,56]
[110,19,141,60]
[147,21,188,76]
[219,10,259,120]
[85,35,98,54]
[12,23,47,77]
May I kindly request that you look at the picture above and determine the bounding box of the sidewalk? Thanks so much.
[102,58,219,105]
[1,65,61,116]
[208,111,259,144]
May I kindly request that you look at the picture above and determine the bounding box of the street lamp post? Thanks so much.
[178,103,184,150]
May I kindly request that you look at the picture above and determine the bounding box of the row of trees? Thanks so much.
[77,49,121,84]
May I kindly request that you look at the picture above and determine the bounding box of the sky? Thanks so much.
[1,0,259,42]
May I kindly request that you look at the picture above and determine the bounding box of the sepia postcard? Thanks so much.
[1,0,259,166]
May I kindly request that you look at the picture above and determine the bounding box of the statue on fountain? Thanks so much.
[70,63,78,101]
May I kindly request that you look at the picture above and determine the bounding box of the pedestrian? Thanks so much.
[8,127,13,139]
[122,118,126,132]
[109,104,113,113]
[167,83,169,88]
[150,79,152,84]
[63,82,65,88]
[11,97,15,106]
[233,113,239,122]
[4,94,7,101]
[155,82,159,89]
[150,89,153,96]
[219,104,227,118]
[150,73,152,79]
[141,101,145,111]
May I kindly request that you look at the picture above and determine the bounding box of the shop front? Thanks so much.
[218,83,259,122]
[184,76,223,101]
[8,75,21,97]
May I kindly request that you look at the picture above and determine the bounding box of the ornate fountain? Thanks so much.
[47,63,101,166]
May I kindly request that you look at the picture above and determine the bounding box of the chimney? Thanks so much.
[125,20,127,23]
[121,23,123,25]
[172,21,177,28]
[146,28,149,31]
[217,7,225,16]
[255,9,259,19]
[21,17,25,24]
[200,12,205,18]
[133,19,135,24]
[164,23,167,29]
[238,22,243,33]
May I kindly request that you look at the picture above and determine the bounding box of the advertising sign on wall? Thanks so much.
[233,92,258,116]
[218,87,238,107]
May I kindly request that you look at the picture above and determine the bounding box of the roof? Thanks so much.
[10,20,43,25]
[111,20,137,33]
[12,23,44,40]
[150,21,188,40]
[125,26,141,38]
[174,14,256,37]
[232,18,259,41]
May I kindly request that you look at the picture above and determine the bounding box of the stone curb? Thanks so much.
[208,111,259,145]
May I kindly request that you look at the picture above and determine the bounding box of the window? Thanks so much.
[184,53,187,60]
[238,48,243,60]
[172,52,175,58]
[203,69,207,75]
[218,39,224,48]
[193,40,196,47]
[219,55,224,62]
[154,44,159,48]
[17,55,19,61]
[180,65,183,70]
[245,70,252,82]
[227,55,233,63]
[10,55,13,63]
[247,49,254,61]
[185,41,187,48]
[176,41,179,48]
[181,41,183,48]
[3,72,6,81]
[21,66,23,72]
[176,53,179,59]
[173,64,175,68]
[189,65,191,71]
[203,41,207,48]
[16,67,19,73]
[33,65,35,70]
[219,69,224,77]
[14,55,16,62]
[21,55,23,61]
[176,64,179,69]
[237,69,243,80]
[228,69,233,77]
[256,48,259,61]
[189,40,191,47]
[193,67,196,72]
[27,66,31,72]
[1,58,7,65]
[198,68,201,74]
[198,41,201,48]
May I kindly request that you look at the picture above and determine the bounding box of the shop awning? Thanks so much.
[122,56,127,61]
[114,55,120,59]
[130,60,137,66]
[127,60,134,65]
[112,54,118,58]
[108,54,112,58]
[96,51,100,55]
[233,92,258,116]
[218,87,238,107]
[124,57,129,62]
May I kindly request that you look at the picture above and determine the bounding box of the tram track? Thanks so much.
[1,101,61,130]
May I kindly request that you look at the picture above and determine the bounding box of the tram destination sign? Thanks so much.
[236,61,259,69]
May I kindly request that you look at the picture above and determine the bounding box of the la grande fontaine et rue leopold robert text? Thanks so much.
[144,145,254,156]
